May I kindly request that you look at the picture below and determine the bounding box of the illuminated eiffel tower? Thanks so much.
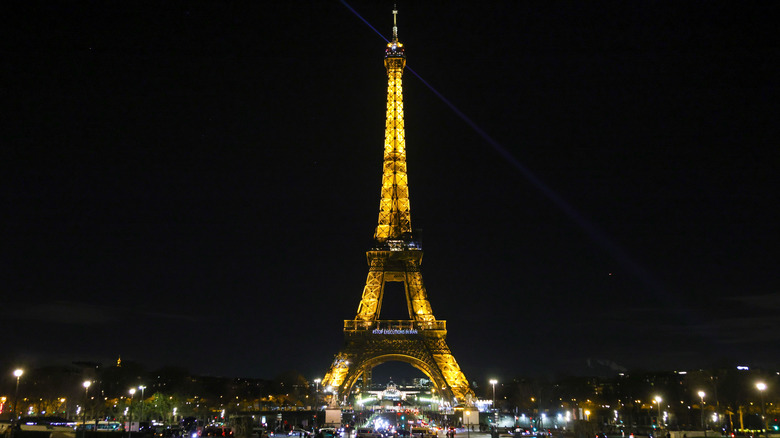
[321,8,473,406]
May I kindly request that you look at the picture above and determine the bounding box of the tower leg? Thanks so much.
[356,269,385,320]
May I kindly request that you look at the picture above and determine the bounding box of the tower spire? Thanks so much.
[392,5,398,42]
[376,7,408,244]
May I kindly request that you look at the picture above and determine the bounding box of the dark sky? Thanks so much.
[3,1,778,385]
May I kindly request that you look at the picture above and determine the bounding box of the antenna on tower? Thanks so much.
[392,5,398,41]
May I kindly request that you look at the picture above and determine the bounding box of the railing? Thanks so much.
[370,235,422,252]
[344,319,446,332]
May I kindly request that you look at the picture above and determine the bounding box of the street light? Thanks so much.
[654,396,663,430]
[10,369,24,438]
[698,391,706,438]
[756,382,767,438]
[314,379,321,406]
[313,379,321,427]
[12,369,23,421]
[138,386,146,427]
[489,379,498,409]
[129,388,137,438]
[465,410,470,438]
[82,381,91,438]
[489,379,498,429]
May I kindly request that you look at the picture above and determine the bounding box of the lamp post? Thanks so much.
[654,396,663,431]
[11,369,24,438]
[12,369,24,422]
[698,391,706,438]
[82,381,91,438]
[138,386,146,429]
[490,379,498,427]
[313,379,321,428]
[129,388,137,438]
[465,410,470,438]
[756,383,767,438]
[489,379,498,409]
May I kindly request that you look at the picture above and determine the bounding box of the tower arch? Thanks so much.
[340,354,451,402]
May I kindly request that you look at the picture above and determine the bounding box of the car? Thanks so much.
[380,430,398,438]
[410,428,435,438]
[158,427,184,438]
[320,428,342,438]
[317,428,342,438]
[253,428,271,438]
[202,426,233,437]
[356,429,382,438]
[496,428,515,438]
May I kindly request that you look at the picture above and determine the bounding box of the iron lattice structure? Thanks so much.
[322,10,473,406]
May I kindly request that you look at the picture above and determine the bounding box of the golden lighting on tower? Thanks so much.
[322,7,472,406]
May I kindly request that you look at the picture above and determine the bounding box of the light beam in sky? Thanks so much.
[339,0,717,347]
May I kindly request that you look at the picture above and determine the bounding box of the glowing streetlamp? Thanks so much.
[138,386,146,426]
[654,396,663,430]
[698,391,706,438]
[489,379,498,409]
[129,388,137,438]
[756,382,767,438]
[82,381,91,438]
[10,369,24,438]
[12,369,24,421]
[465,410,471,438]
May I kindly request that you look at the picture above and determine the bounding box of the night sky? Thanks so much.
[3,1,778,384]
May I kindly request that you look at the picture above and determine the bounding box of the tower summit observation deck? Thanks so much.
[322,8,473,406]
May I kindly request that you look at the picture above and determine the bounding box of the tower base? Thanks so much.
[321,320,473,405]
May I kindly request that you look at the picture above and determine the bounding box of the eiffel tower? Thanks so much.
[321,8,473,406]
